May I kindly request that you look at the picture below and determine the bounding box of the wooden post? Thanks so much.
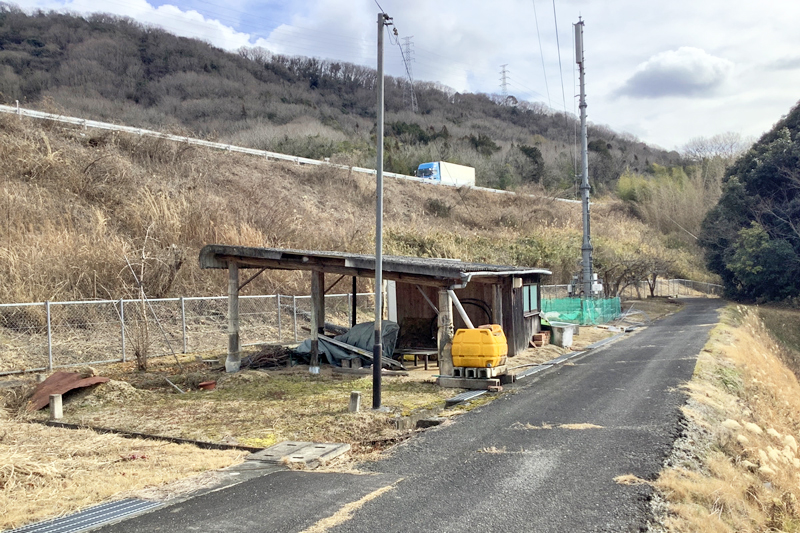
[437,289,454,377]
[492,284,503,325]
[502,277,516,357]
[351,276,358,327]
[226,262,241,373]
[310,270,325,373]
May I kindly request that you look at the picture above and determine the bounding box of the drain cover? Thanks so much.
[8,499,162,533]
[248,441,351,467]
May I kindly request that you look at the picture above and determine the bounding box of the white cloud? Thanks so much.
[616,47,734,98]
[7,0,800,150]
[11,0,268,50]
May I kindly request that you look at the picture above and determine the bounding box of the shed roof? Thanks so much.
[199,245,551,287]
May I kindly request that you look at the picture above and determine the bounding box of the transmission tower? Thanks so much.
[401,36,418,112]
[499,64,509,103]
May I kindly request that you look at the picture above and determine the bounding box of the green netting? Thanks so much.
[540,297,621,325]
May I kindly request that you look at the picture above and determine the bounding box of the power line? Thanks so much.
[531,0,552,109]
[552,0,569,117]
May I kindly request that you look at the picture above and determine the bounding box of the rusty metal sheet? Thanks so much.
[27,371,110,411]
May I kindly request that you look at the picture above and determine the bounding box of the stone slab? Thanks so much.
[248,441,351,467]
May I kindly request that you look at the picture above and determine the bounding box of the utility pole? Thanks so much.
[499,64,509,103]
[575,18,594,299]
[374,11,392,410]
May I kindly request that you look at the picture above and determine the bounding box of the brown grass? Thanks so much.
[654,305,800,532]
[0,114,708,305]
[0,408,244,530]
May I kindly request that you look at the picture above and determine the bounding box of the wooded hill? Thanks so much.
[0,5,684,194]
[0,5,745,305]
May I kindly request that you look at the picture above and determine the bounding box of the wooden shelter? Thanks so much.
[199,245,551,374]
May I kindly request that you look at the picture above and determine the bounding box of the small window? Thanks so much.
[523,284,538,313]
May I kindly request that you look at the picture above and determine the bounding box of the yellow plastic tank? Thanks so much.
[452,324,508,368]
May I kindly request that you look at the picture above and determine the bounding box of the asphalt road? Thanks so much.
[96,298,722,533]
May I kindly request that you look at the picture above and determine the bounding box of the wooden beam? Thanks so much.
[324,274,347,295]
[210,254,461,287]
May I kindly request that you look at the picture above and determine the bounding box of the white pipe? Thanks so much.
[447,289,474,329]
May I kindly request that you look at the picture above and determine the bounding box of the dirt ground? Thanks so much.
[1,298,682,530]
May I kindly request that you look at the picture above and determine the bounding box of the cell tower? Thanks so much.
[499,64,509,102]
[401,36,418,112]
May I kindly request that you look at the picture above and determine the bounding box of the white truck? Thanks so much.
[415,161,475,187]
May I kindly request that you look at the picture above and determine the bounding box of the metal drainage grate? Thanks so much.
[8,499,162,533]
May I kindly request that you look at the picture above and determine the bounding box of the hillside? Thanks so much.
[0,5,685,194]
[0,113,710,303]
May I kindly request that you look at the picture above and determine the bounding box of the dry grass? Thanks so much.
[0,407,245,530]
[0,114,707,306]
[654,305,800,532]
[21,355,456,455]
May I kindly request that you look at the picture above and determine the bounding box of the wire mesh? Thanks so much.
[49,300,123,368]
[182,296,227,353]
[0,302,48,372]
[0,280,723,374]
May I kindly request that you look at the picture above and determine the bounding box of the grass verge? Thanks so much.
[653,305,800,532]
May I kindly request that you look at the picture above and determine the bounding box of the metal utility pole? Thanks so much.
[575,18,594,298]
[373,11,392,410]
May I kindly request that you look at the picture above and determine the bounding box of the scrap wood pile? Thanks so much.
[244,345,295,369]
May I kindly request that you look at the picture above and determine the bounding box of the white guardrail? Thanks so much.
[0,102,580,204]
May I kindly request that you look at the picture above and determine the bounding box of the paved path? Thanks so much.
[96,298,722,533]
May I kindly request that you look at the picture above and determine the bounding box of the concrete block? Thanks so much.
[49,394,63,420]
[348,391,361,413]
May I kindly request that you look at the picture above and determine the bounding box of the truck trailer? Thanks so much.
[415,161,475,187]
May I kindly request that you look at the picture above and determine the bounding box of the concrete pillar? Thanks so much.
[437,289,454,377]
[310,271,325,373]
[226,262,241,373]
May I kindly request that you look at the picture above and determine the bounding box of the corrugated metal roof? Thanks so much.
[199,245,551,282]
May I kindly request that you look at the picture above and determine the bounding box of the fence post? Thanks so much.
[277,295,282,342]
[293,295,298,342]
[120,298,126,362]
[181,297,187,354]
[45,301,52,371]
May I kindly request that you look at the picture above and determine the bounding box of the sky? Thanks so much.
[8,0,800,151]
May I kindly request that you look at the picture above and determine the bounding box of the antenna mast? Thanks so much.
[575,18,594,298]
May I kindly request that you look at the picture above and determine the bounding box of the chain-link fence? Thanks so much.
[0,279,721,374]
[542,279,723,300]
[0,293,374,375]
